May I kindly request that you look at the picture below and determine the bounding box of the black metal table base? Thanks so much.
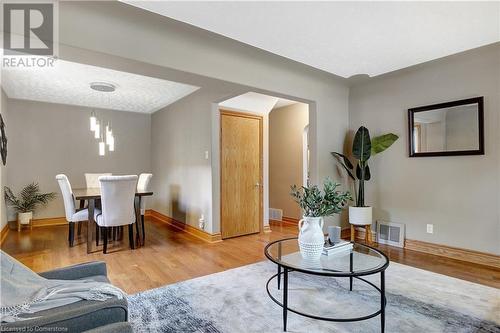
[267,269,387,332]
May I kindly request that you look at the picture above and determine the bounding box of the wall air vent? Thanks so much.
[269,208,283,221]
[377,221,405,248]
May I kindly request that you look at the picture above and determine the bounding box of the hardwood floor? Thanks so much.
[2,219,499,294]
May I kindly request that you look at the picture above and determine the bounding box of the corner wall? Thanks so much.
[269,103,309,220]
[58,1,351,229]
[348,44,500,254]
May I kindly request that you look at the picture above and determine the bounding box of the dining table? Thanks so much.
[73,188,153,254]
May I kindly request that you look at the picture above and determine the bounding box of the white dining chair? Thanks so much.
[137,173,152,243]
[55,174,101,247]
[85,173,112,188]
[96,175,138,254]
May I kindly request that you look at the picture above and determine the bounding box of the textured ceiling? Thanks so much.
[1,59,199,113]
[219,92,299,114]
[125,1,500,78]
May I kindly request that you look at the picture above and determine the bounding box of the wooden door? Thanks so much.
[221,110,262,239]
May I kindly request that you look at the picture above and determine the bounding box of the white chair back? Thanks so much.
[137,173,153,213]
[98,175,138,227]
[85,173,112,188]
[55,174,75,221]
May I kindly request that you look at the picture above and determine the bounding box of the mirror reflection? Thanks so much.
[409,97,483,157]
[413,104,479,153]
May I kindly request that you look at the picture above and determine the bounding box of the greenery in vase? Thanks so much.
[332,126,398,207]
[290,178,352,217]
[4,183,56,213]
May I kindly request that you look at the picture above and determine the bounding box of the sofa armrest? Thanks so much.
[83,322,133,333]
[1,297,128,332]
[39,261,107,280]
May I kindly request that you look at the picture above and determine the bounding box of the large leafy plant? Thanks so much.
[332,126,398,207]
[290,178,352,217]
[4,183,56,213]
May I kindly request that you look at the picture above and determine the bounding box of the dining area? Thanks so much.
[56,173,153,254]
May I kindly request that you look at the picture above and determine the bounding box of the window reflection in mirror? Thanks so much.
[409,97,483,157]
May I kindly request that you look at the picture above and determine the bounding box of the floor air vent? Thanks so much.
[377,221,405,248]
[269,208,283,221]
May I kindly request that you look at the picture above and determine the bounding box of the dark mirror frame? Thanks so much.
[408,97,484,157]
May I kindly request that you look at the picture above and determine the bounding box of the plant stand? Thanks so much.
[350,224,372,244]
[18,219,33,232]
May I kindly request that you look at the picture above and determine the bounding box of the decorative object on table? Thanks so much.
[327,225,341,245]
[290,178,351,260]
[332,126,398,243]
[4,183,56,231]
[323,239,353,256]
[0,113,7,166]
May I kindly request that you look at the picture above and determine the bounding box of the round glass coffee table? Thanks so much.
[264,237,389,332]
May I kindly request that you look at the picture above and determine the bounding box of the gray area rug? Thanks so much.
[128,260,500,333]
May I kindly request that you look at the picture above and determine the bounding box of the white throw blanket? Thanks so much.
[0,251,124,322]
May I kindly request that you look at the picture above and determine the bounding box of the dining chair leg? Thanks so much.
[96,225,100,246]
[77,221,82,236]
[128,224,135,250]
[69,223,74,247]
[141,215,145,244]
[102,227,108,254]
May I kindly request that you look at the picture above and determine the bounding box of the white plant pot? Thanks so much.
[18,212,33,225]
[298,216,325,261]
[349,206,372,226]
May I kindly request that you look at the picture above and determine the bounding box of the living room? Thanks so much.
[0,1,499,333]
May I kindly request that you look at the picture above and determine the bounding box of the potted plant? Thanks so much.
[4,183,56,228]
[290,179,351,260]
[332,126,398,226]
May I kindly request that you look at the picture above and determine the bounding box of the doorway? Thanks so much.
[220,110,263,239]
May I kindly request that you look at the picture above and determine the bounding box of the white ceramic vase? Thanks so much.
[349,206,372,225]
[18,211,33,225]
[298,216,325,261]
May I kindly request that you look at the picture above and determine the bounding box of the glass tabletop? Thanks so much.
[265,237,389,277]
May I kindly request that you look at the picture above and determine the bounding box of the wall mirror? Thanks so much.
[408,97,484,157]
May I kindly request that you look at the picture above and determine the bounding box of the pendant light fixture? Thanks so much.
[94,120,100,139]
[99,140,106,156]
[89,82,117,156]
[90,111,97,131]
[99,125,106,156]
[108,133,115,152]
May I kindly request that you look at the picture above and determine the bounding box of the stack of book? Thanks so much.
[322,240,353,256]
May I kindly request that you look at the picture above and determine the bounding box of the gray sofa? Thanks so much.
[1,261,129,333]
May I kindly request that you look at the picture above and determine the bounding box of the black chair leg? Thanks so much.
[103,227,108,254]
[141,215,145,244]
[96,225,100,246]
[128,224,135,250]
[69,223,74,247]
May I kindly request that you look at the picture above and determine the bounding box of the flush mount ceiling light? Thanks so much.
[89,82,116,93]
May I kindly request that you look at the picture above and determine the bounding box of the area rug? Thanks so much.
[128,260,500,333]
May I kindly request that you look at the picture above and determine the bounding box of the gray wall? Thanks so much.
[58,1,351,229]
[5,97,151,219]
[151,85,245,233]
[269,103,309,220]
[349,44,500,254]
